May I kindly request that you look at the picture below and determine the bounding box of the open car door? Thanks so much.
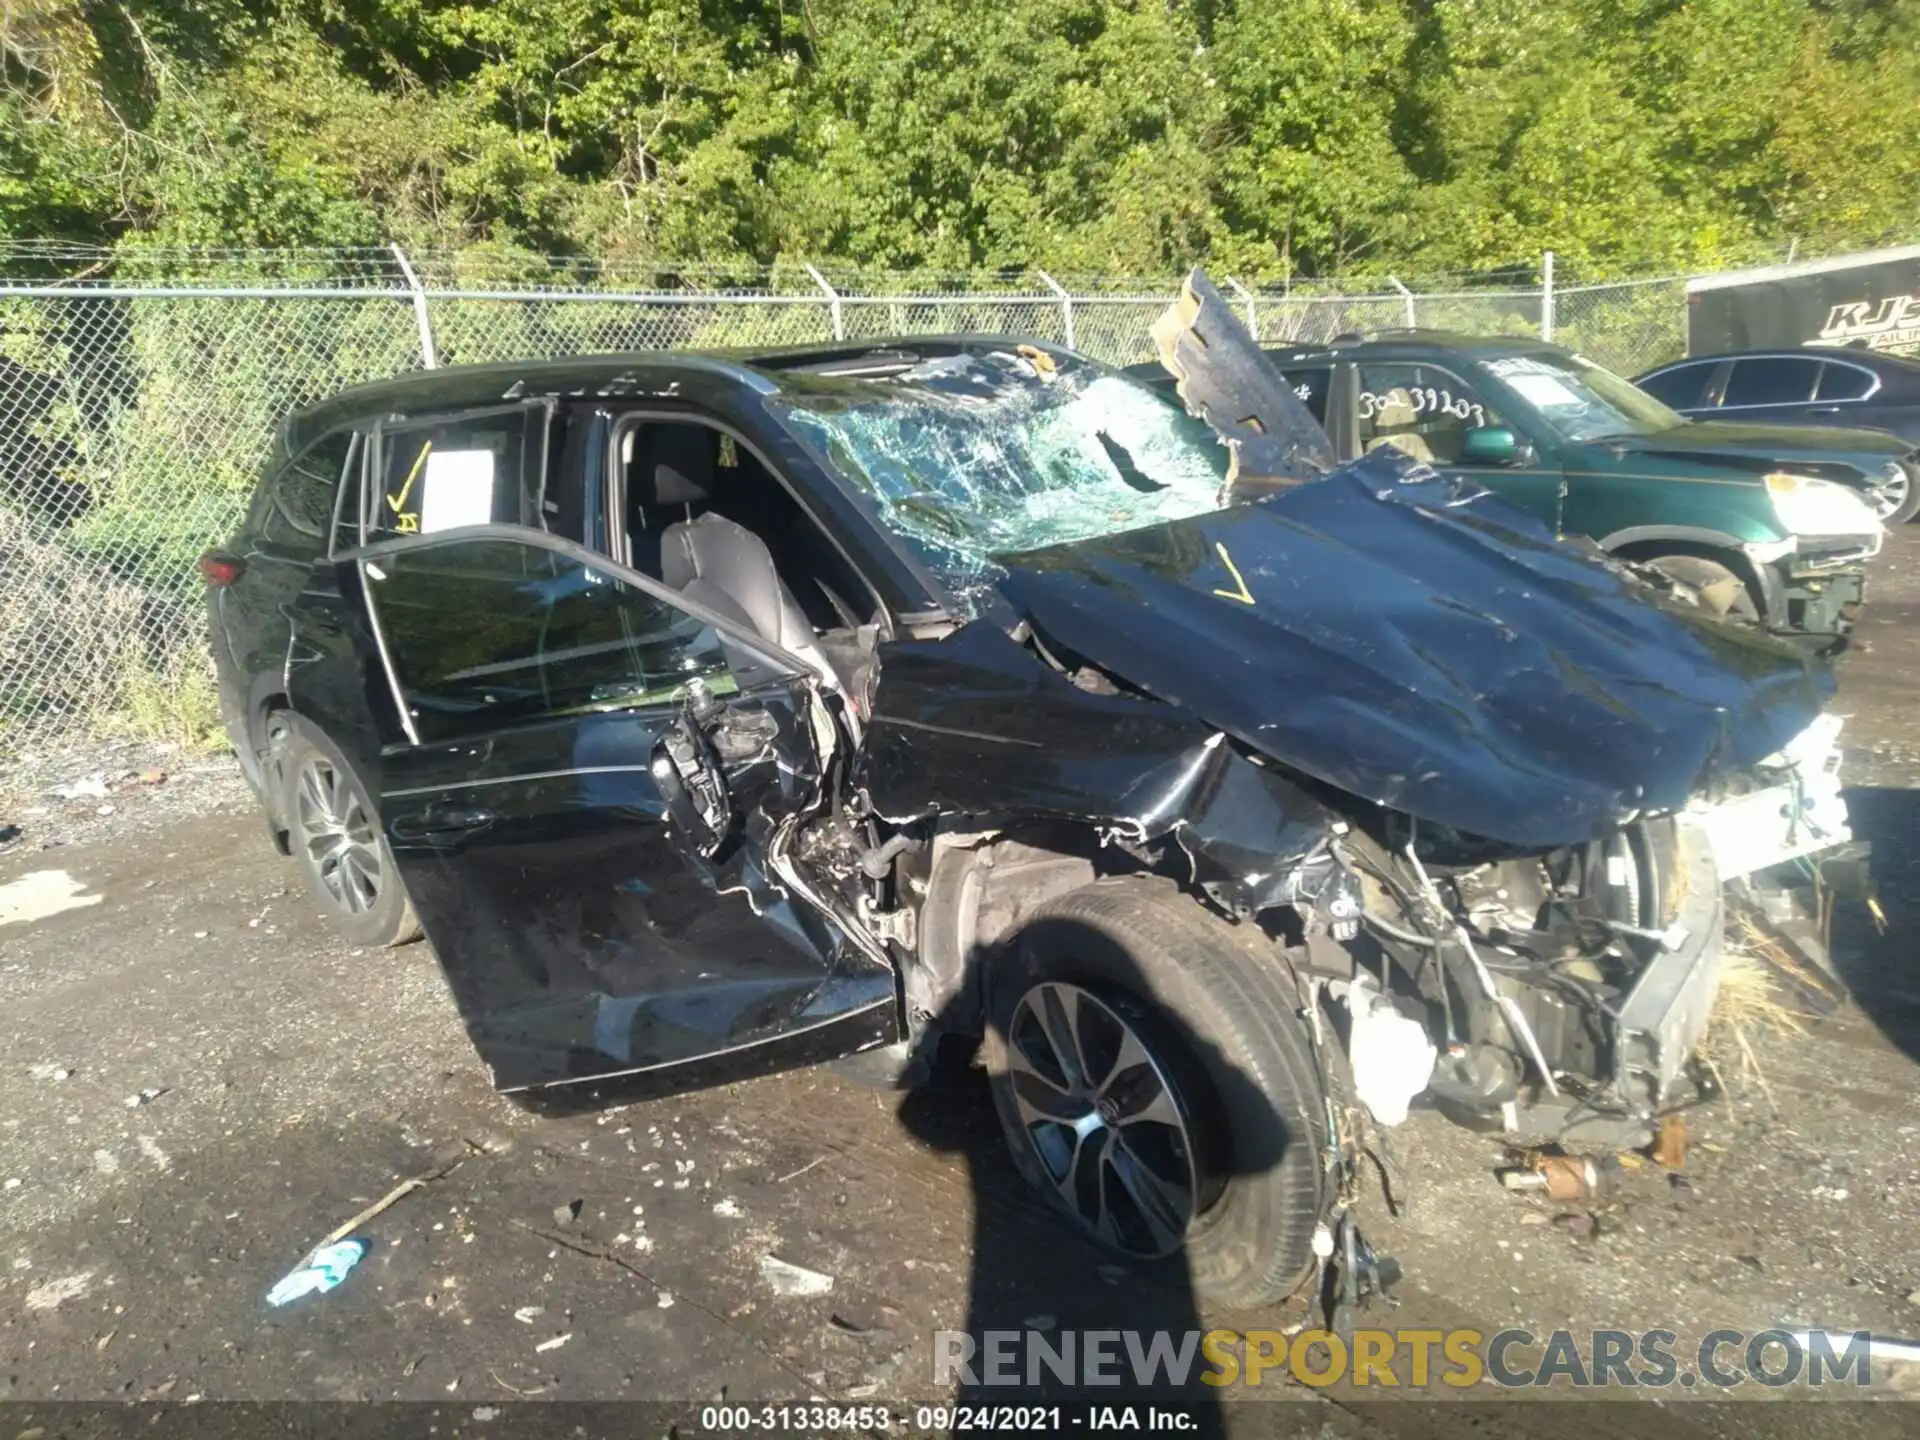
[332,525,897,1092]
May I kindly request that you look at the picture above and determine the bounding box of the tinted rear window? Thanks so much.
[1636,363,1713,409]
[1723,357,1821,407]
[1815,362,1876,402]
[263,430,354,548]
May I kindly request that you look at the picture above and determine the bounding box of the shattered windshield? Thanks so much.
[1483,352,1685,442]
[772,351,1231,598]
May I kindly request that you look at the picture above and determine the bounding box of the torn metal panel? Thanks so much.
[1149,269,1338,494]
[1610,819,1726,1114]
[856,621,1341,914]
[993,447,1832,850]
[381,677,895,1093]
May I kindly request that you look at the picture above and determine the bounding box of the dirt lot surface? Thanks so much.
[6,530,1920,1436]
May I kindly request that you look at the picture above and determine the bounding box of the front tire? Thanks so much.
[983,878,1328,1308]
[273,714,420,948]
[1878,464,1920,526]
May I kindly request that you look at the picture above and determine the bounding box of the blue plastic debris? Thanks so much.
[266,1239,367,1306]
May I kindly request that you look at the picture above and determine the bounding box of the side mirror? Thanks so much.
[1460,426,1528,466]
[651,722,731,857]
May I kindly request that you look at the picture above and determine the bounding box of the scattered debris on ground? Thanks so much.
[266,1240,366,1306]
[760,1254,835,1298]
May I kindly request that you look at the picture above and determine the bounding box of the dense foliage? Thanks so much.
[5,0,1919,277]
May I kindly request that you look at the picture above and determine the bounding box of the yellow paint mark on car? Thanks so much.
[1212,543,1256,605]
[386,440,432,533]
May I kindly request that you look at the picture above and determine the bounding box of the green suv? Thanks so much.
[1132,332,1885,642]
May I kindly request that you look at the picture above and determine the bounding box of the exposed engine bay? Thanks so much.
[1312,813,1726,1150]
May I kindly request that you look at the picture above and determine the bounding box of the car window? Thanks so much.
[1815,362,1876,402]
[366,537,742,745]
[264,430,354,547]
[1356,363,1504,463]
[1635,363,1713,409]
[773,355,1229,600]
[1482,351,1681,441]
[1281,367,1331,424]
[1722,357,1821,407]
[365,409,545,545]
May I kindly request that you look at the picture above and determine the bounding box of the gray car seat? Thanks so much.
[627,424,845,695]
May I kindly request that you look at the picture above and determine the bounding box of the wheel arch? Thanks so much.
[1601,529,1781,623]
[910,826,1102,1040]
[250,690,296,853]
[255,696,388,857]
[908,820,1302,1043]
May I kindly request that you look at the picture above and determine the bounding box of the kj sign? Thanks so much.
[1687,242,1920,358]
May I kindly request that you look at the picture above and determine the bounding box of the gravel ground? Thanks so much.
[1,736,252,854]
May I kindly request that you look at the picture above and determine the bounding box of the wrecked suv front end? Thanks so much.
[982,449,1840,1152]
[764,286,1853,1309]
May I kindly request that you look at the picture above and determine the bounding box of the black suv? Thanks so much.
[203,302,1847,1308]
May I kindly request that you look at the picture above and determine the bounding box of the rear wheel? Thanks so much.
[983,878,1328,1308]
[272,714,420,948]
[1644,553,1762,624]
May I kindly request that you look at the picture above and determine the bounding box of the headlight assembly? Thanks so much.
[1764,471,1884,538]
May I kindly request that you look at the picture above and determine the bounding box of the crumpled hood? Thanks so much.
[994,451,1834,849]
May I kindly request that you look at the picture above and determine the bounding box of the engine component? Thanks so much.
[1499,1153,1615,1202]
[1337,975,1435,1126]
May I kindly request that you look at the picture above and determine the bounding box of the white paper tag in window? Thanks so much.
[1500,371,1584,410]
[419,449,496,533]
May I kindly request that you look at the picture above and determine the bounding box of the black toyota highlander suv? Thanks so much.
[200,280,1850,1316]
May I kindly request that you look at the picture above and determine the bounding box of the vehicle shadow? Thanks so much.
[1826,784,1920,1060]
[893,919,1314,1436]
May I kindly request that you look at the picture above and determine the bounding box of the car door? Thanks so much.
[1354,360,1567,529]
[1716,356,1824,422]
[1810,358,1887,427]
[340,525,897,1093]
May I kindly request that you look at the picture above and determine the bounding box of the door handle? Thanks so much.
[391,805,498,840]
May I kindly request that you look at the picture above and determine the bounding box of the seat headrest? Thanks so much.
[1373,388,1418,428]
[630,424,715,507]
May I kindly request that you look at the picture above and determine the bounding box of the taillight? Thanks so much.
[198,551,246,587]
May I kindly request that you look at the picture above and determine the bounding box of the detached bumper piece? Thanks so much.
[1609,818,1726,1122]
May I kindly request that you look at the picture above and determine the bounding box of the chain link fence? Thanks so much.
[0,247,1695,748]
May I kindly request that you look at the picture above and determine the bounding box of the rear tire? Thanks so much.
[1644,553,1762,624]
[983,878,1327,1308]
[272,714,420,948]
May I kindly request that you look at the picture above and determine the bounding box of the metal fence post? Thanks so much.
[1388,275,1416,329]
[804,263,845,342]
[389,242,438,369]
[1035,270,1075,350]
[1225,277,1260,339]
[1541,251,1556,343]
